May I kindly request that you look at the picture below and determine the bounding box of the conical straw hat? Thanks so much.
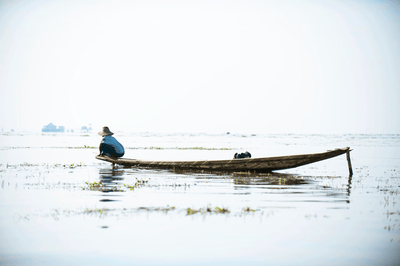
[98,126,114,136]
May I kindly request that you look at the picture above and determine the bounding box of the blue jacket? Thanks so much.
[100,135,125,157]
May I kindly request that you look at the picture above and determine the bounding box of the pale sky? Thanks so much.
[0,0,399,134]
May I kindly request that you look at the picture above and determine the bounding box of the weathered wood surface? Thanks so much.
[346,150,353,177]
[96,147,351,173]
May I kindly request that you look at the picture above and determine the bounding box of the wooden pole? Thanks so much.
[346,150,353,177]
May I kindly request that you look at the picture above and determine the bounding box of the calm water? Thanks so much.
[0,132,399,265]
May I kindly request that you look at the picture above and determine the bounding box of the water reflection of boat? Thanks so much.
[96,147,352,174]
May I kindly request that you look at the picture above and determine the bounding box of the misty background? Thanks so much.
[0,0,399,134]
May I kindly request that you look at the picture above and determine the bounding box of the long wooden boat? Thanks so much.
[95,147,352,173]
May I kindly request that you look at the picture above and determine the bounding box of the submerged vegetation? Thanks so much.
[56,162,87,168]
[243,207,256,213]
[82,179,149,191]
[4,162,87,169]
[83,208,106,216]
[123,179,148,190]
[15,206,261,221]
[232,172,311,186]
[186,206,230,215]
[83,181,104,191]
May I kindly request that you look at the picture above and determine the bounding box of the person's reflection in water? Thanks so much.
[98,167,125,196]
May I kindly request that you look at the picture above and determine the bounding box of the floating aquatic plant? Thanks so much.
[243,207,256,212]
[84,208,106,215]
[123,179,149,190]
[83,181,104,191]
[53,162,87,168]
[214,207,230,213]
[186,206,230,215]
[186,208,199,215]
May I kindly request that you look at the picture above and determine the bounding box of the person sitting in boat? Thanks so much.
[98,126,125,158]
[234,151,251,159]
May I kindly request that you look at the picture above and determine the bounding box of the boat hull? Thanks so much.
[95,147,350,173]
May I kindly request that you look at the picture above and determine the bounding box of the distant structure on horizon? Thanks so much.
[42,123,65,133]
[81,123,92,133]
